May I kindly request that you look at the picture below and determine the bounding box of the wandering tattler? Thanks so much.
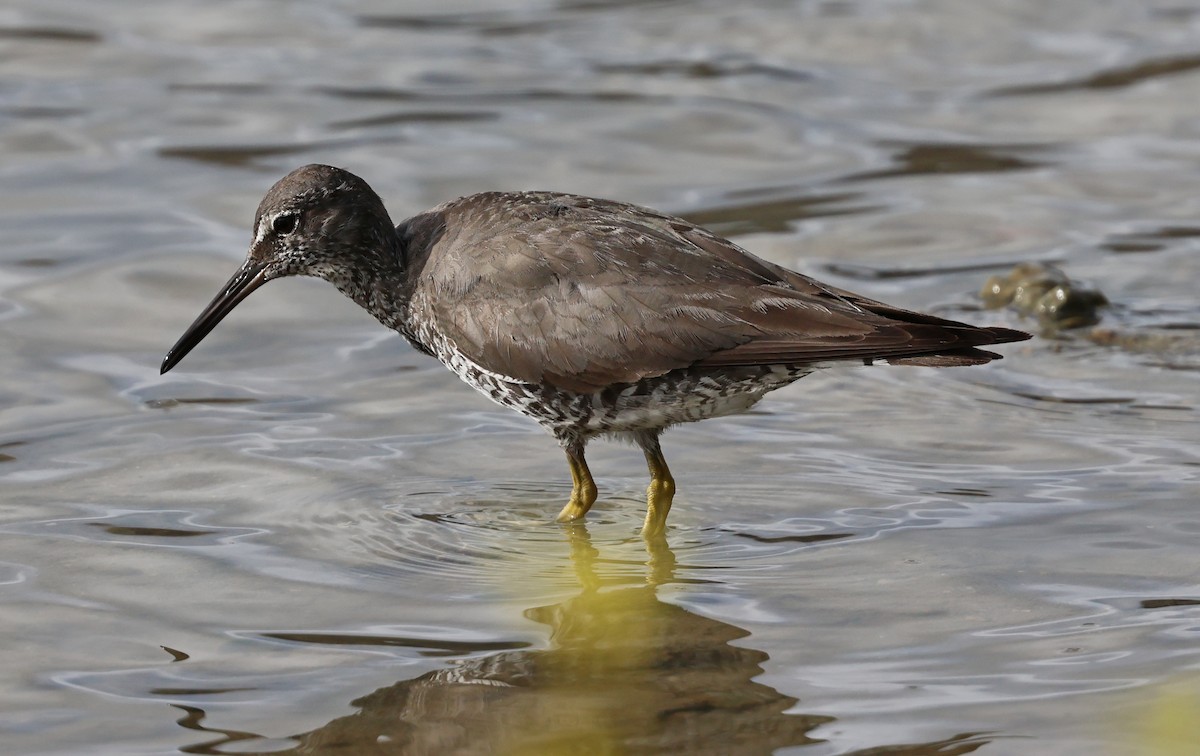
[161,164,1030,536]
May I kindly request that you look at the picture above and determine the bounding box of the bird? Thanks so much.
[161,164,1030,537]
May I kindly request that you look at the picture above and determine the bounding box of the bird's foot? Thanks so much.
[555,481,598,523]
[558,444,597,523]
[555,499,588,523]
[641,477,676,538]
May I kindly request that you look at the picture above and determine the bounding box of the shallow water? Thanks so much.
[2,1,1198,754]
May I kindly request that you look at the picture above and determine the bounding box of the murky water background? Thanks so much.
[2,1,1198,754]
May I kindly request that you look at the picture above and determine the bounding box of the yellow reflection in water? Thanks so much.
[286,526,830,755]
[176,528,998,754]
[1123,682,1200,756]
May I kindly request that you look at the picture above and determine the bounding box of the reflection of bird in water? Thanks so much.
[173,531,995,755]
[160,165,1029,535]
[275,528,830,754]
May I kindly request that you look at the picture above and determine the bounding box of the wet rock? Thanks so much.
[981,262,1107,329]
[980,262,1199,364]
[1033,284,1109,329]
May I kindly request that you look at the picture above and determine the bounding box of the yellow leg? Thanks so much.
[640,436,676,538]
[556,444,597,523]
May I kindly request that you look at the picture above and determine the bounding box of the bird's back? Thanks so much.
[396,191,1028,398]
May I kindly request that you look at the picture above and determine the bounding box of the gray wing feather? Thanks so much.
[409,192,1024,393]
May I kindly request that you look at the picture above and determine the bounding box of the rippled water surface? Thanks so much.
[2,1,1198,754]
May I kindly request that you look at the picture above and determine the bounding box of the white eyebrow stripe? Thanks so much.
[254,216,271,245]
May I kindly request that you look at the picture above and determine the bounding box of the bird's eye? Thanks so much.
[272,213,298,235]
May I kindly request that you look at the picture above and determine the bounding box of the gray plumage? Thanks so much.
[162,164,1030,535]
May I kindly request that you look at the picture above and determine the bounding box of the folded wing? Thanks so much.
[410,192,1029,393]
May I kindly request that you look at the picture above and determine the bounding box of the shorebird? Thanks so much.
[161,164,1029,536]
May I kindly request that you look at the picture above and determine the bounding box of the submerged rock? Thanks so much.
[981,262,1107,329]
[980,262,1198,364]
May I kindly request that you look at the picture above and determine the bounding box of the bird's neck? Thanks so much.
[323,233,426,349]
[333,255,405,324]
[347,278,408,330]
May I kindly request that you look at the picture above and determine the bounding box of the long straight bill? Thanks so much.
[160,260,270,374]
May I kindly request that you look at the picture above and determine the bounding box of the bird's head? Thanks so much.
[160,164,396,374]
